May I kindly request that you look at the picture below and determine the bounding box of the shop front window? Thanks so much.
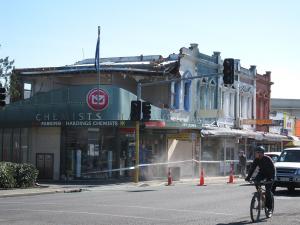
[12,128,21,163]
[21,128,29,163]
[0,129,2,161]
[3,129,12,161]
[0,128,29,163]
[63,127,120,180]
[24,83,32,99]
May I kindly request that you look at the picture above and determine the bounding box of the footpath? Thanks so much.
[0,176,244,198]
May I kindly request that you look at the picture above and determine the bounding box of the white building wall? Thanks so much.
[167,139,194,177]
[179,45,199,113]
[31,127,61,180]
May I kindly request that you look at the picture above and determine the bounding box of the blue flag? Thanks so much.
[95,27,100,72]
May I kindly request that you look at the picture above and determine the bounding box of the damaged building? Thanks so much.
[0,43,287,181]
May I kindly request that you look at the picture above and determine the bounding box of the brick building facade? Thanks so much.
[256,71,273,132]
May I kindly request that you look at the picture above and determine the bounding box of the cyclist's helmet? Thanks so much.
[255,145,265,154]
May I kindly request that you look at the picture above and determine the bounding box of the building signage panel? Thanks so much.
[39,120,132,127]
[167,133,199,141]
[145,121,166,128]
[241,119,273,125]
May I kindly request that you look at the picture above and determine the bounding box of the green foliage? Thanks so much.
[0,56,14,86]
[9,71,22,101]
[0,162,16,188]
[16,163,39,188]
[0,162,39,189]
[0,45,20,100]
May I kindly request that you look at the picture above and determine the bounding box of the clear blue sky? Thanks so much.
[0,0,299,98]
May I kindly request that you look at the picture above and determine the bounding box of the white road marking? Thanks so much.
[4,208,169,222]
[275,196,299,200]
[0,201,234,216]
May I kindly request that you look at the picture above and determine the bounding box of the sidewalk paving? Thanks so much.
[0,176,245,198]
[0,184,83,198]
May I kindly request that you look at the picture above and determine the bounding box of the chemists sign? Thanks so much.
[86,88,109,111]
[0,86,139,128]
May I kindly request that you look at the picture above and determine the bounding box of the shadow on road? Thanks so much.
[215,220,252,225]
[126,189,156,193]
[216,219,268,225]
[239,183,254,187]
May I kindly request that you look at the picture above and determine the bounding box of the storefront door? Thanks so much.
[36,153,54,179]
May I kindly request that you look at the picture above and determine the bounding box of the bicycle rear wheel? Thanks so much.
[265,192,274,218]
[250,193,261,222]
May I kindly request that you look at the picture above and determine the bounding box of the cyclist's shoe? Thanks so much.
[266,207,273,217]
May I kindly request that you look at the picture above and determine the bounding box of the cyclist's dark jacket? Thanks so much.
[246,155,275,180]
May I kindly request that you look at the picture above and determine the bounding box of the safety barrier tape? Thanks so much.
[81,159,249,175]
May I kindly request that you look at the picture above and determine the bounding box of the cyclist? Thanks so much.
[245,146,275,212]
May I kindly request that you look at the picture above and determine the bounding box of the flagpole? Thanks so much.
[97,26,101,96]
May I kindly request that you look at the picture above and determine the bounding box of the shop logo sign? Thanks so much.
[86,88,109,111]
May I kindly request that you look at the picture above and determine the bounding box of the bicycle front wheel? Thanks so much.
[250,193,261,222]
[265,192,274,218]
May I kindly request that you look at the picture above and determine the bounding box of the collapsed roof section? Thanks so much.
[14,54,180,77]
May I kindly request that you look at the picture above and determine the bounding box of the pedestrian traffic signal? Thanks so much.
[0,87,6,107]
[142,101,151,121]
[130,100,141,121]
[223,58,235,85]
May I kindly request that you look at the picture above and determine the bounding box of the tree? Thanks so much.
[0,45,20,101]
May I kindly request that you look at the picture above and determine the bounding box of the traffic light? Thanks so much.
[0,87,6,107]
[223,58,235,85]
[130,100,141,121]
[142,101,151,121]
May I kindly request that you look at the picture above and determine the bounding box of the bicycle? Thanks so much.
[249,179,274,222]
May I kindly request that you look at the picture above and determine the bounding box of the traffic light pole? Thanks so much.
[134,120,140,183]
[134,83,142,183]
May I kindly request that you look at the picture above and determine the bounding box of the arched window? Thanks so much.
[184,81,191,111]
[183,71,192,111]
[200,78,207,110]
[247,97,252,118]
[196,81,201,110]
[229,92,235,117]
[241,95,248,119]
[208,80,216,109]
[173,81,181,109]
[223,91,230,117]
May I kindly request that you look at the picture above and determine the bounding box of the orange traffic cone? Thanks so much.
[199,167,205,186]
[167,168,172,186]
[228,162,234,184]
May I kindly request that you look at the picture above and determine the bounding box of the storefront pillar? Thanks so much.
[115,128,121,178]
[198,136,202,173]
[223,138,227,176]
[244,137,247,158]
